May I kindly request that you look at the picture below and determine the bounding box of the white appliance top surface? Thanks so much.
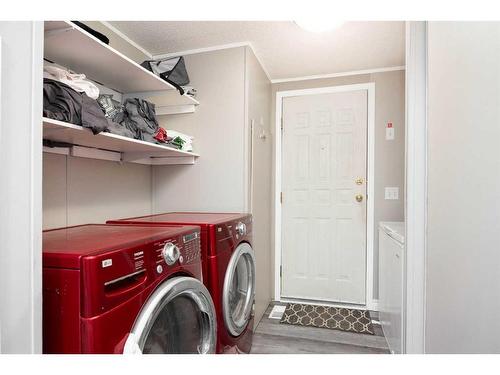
[379,221,405,244]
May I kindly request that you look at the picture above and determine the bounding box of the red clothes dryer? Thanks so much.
[107,213,256,354]
[43,224,217,354]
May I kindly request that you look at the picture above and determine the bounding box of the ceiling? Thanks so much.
[109,21,405,81]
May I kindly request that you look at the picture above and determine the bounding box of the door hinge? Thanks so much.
[280,192,283,204]
[280,117,284,131]
[280,265,282,278]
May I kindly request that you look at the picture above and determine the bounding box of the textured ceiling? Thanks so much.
[109,21,405,80]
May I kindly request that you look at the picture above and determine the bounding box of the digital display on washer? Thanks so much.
[183,232,198,243]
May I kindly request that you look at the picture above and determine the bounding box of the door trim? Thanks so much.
[404,21,428,354]
[274,83,376,310]
[0,22,44,353]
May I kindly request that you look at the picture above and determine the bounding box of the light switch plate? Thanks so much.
[386,127,395,140]
[385,187,399,200]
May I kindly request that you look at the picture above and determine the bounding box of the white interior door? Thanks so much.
[281,89,368,305]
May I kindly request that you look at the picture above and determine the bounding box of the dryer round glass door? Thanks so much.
[222,242,256,336]
[123,276,216,354]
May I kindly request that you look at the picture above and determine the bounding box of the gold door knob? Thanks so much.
[355,194,364,202]
[355,177,364,185]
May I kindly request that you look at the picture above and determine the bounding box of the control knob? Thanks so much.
[162,242,180,265]
[236,222,247,236]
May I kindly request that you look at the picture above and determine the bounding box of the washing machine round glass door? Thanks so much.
[222,242,256,336]
[123,276,216,354]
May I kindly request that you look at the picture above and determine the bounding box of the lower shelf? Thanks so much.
[42,117,199,165]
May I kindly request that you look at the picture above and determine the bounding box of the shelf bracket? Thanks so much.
[121,152,153,163]
[122,91,199,116]
[43,144,123,163]
[156,104,196,116]
[149,156,195,165]
[122,91,178,100]
[123,154,196,165]
[43,146,70,156]
[44,147,197,165]
[71,146,121,162]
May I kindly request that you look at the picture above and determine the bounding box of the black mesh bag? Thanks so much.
[141,56,190,95]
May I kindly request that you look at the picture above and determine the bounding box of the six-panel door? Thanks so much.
[281,90,368,304]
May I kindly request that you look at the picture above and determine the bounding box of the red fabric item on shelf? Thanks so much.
[154,127,168,143]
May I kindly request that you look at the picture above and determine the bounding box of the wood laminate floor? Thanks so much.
[250,302,390,354]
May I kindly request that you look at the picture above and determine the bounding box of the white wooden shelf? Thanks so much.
[44,21,199,111]
[122,90,199,116]
[43,117,199,165]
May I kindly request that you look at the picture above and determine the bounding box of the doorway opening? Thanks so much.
[274,83,377,310]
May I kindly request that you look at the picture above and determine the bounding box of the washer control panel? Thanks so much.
[216,215,253,242]
[153,229,201,271]
[182,231,200,264]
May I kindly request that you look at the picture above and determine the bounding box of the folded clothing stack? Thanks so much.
[97,94,168,145]
[42,64,187,149]
[122,98,164,144]
[43,76,166,145]
[96,94,136,139]
[43,64,108,135]
[43,78,108,135]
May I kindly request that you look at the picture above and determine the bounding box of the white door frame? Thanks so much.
[404,21,428,354]
[274,83,376,310]
[0,22,44,353]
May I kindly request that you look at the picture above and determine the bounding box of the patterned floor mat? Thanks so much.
[280,303,374,335]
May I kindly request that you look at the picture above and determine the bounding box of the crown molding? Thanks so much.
[153,42,271,81]
[100,21,154,59]
[271,66,405,83]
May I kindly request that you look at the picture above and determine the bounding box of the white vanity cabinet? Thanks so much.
[379,221,405,354]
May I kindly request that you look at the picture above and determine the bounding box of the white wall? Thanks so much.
[153,46,273,325]
[153,47,248,212]
[43,154,152,229]
[246,47,273,325]
[425,22,500,353]
[271,70,406,302]
[0,21,43,353]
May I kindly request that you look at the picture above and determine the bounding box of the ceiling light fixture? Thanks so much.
[294,20,345,33]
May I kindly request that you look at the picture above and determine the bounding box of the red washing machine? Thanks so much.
[107,213,255,354]
[43,224,217,354]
